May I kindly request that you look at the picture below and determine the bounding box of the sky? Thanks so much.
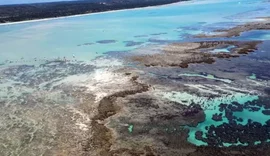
[0,0,76,5]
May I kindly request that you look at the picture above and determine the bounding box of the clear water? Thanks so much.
[178,73,232,83]
[184,93,259,146]
[0,0,269,148]
[0,0,269,64]
[210,45,236,53]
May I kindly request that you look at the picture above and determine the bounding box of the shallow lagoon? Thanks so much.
[0,0,270,150]
[0,0,269,64]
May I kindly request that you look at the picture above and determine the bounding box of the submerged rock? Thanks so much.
[264,88,270,95]
[96,40,116,44]
[195,131,204,141]
[212,113,223,121]
[262,110,270,115]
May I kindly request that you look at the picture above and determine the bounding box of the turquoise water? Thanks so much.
[0,0,270,148]
[185,93,260,146]
[249,73,257,80]
[178,73,232,83]
[0,0,269,64]
[234,108,270,125]
[210,45,236,53]
[162,89,270,146]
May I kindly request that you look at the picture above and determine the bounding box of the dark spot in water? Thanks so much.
[148,38,169,43]
[264,88,270,95]
[134,35,148,38]
[198,22,207,25]
[212,113,223,121]
[227,102,243,112]
[195,131,204,141]
[262,110,270,115]
[246,106,261,112]
[197,97,270,146]
[219,69,235,73]
[150,32,167,36]
[167,75,183,80]
[123,41,144,47]
[77,42,94,46]
[237,117,243,122]
[96,40,116,44]
[202,120,270,146]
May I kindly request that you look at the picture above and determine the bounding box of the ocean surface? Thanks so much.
[0,0,269,65]
[0,0,270,149]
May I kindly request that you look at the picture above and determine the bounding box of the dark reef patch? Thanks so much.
[96,40,117,44]
[182,104,203,117]
[194,97,270,147]
[84,75,151,155]
[202,121,270,147]
[134,35,148,38]
[128,96,160,109]
[123,41,144,47]
[148,38,171,43]
[150,32,168,36]
[77,42,94,46]
[262,110,270,115]
[264,88,270,95]
[212,113,223,122]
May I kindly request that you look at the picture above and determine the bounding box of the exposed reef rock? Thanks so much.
[84,75,154,155]
[96,40,117,44]
[187,145,270,156]
[99,92,206,155]
[182,104,203,117]
[196,17,270,38]
[1,11,270,155]
[130,41,261,68]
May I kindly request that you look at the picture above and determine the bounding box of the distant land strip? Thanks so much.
[0,0,188,24]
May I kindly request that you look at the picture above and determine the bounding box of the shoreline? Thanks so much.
[0,1,186,26]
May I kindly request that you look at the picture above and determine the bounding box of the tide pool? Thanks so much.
[178,73,232,83]
[162,91,263,146]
